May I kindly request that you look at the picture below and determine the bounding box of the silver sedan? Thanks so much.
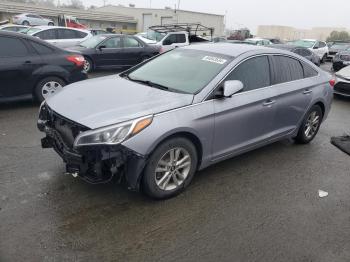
[38,43,333,199]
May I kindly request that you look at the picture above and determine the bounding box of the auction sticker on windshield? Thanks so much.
[202,56,227,64]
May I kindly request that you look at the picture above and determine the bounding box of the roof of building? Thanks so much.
[0,1,137,24]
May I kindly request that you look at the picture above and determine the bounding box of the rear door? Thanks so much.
[0,35,41,99]
[96,36,123,68]
[268,55,314,138]
[212,55,277,160]
[122,36,144,66]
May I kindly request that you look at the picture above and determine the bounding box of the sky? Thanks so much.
[80,0,349,33]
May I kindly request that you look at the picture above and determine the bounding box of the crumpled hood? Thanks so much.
[46,75,194,129]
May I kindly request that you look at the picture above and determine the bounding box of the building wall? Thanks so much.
[257,25,349,41]
[97,5,225,36]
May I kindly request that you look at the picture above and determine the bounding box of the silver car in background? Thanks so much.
[38,43,333,199]
[12,13,54,26]
[26,26,92,48]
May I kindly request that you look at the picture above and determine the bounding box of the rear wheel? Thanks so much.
[34,76,66,102]
[48,22,54,26]
[83,57,93,73]
[22,21,30,26]
[142,137,198,199]
[295,105,323,144]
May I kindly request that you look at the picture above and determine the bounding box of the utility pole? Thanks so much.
[149,0,152,8]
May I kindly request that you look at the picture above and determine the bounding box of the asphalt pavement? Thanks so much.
[1,62,350,262]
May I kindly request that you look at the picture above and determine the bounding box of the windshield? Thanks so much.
[291,40,316,48]
[330,43,350,50]
[142,30,166,41]
[79,35,108,48]
[26,28,41,35]
[127,49,232,94]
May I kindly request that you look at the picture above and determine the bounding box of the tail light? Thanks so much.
[66,55,85,68]
[329,78,336,88]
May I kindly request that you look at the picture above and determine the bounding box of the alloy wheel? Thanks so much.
[304,111,320,139]
[83,60,91,73]
[41,81,63,99]
[155,147,192,191]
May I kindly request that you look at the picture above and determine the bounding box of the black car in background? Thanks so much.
[332,51,350,71]
[67,34,160,73]
[327,41,350,61]
[0,31,87,103]
[271,44,321,66]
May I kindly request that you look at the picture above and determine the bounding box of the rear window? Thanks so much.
[302,62,318,78]
[58,29,77,39]
[30,41,54,54]
[0,36,28,57]
[271,55,304,84]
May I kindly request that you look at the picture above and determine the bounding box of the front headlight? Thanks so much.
[74,115,153,147]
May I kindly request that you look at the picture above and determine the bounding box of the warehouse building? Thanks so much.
[0,1,137,31]
[97,5,225,36]
[257,25,349,41]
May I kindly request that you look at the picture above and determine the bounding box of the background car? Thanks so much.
[67,34,160,73]
[291,39,328,62]
[332,51,350,71]
[245,38,272,46]
[0,24,29,32]
[89,29,110,36]
[26,26,92,48]
[271,44,321,66]
[334,65,350,97]
[327,41,350,60]
[12,13,54,26]
[0,31,87,103]
[268,38,283,44]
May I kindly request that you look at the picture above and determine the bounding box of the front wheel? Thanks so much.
[34,76,66,102]
[142,137,198,199]
[321,54,327,63]
[48,22,54,26]
[22,21,30,26]
[83,57,93,73]
[295,105,323,144]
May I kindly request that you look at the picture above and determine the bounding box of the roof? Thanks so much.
[271,44,300,50]
[184,43,268,57]
[0,30,60,48]
[29,25,90,32]
[0,1,137,24]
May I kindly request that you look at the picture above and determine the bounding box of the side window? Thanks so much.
[75,31,87,38]
[293,48,303,56]
[271,56,304,84]
[35,29,56,40]
[314,42,320,49]
[30,41,54,55]
[164,34,177,44]
[302,62,318,78]
[225,56,270,92]
[4,27,17,32]
[319,42,326,48]
[103,37,122,48]
[176,34,186,43]
[0,36,28,57]
[124,37,141,48]
[58,29,77,39]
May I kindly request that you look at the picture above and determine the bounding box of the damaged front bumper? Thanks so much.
[37,104,146,190]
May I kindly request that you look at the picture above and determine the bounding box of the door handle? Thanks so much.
[24,60,32,64]
[263,100,276,107]
[303,89,312,94]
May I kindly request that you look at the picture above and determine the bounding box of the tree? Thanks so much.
[327,31,350,42]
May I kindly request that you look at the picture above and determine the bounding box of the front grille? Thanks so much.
[340,54,350,61]
[334,82,350,95]
[40,104,89,149]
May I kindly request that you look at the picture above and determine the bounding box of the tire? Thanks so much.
[295,105,323,144]
[83,57,93,73]
[142,137,198,199]
[22,21,30,26]
[48,22,54,26]
[34,76,66,102]
[321,54,327,63]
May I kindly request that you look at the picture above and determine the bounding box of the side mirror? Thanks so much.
[313,46,319,49]
[98,45,106,50]
[223,80,244,97]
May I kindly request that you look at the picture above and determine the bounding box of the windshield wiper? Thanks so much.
[127,76,169,91]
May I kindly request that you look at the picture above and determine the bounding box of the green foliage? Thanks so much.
[327,31,350,42]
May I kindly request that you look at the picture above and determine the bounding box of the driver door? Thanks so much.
[96,36,123,68]
[212,55,277,161]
